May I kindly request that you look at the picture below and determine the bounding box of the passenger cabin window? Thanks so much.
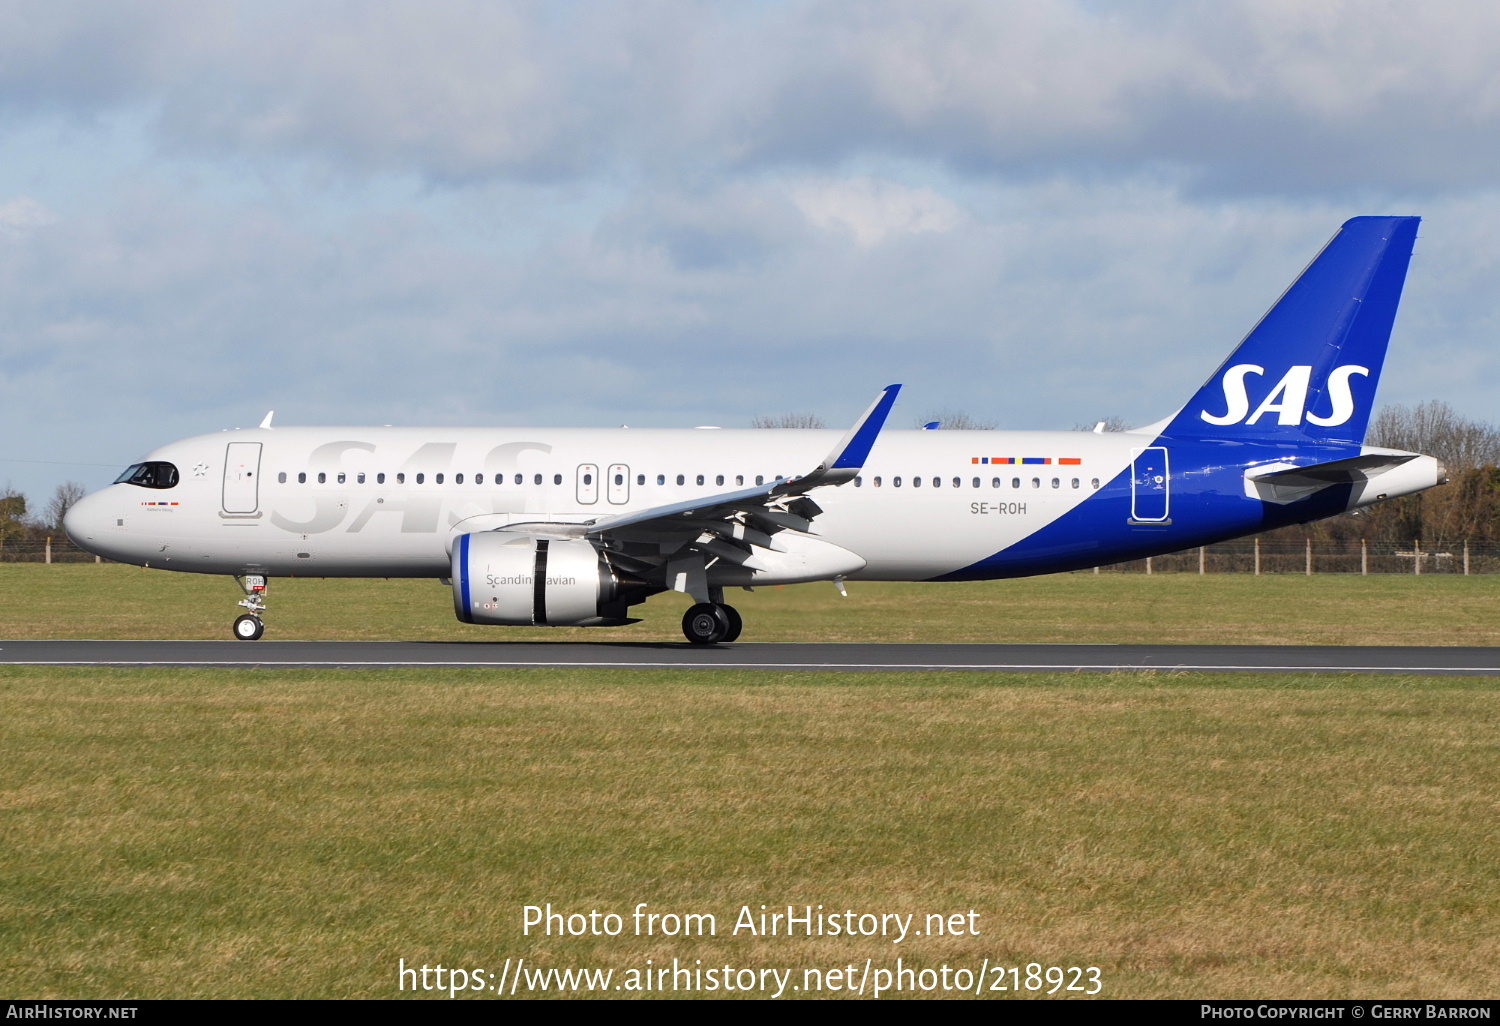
[756,475,764,485]
[337,472,346,484]
[954,477,962,488]
[416,473,424,484]
[696,475,705,486]
[298,472,307,484]
[278,472,287,483]
[854,476,862,487]
[637,474,645,486]
[534,474,543,485]
[1032,477,1040,488]
[1051,478,1059,488]
[894,476,903,487]
[873,476,882,487]
[736,475,744,486]
[114,462,180,489]
[913,477,921,488]
[991,478,1001,488]
[377,473,385,484]
[553,474,562,485]
[715,475,724,486]
[318,472,327,484]
[1091,478,1100,489]
[1072,478,1080,489]
[435,473,444,484]
[357,472,366,484]
[676,474,685,485]
[455,473,463,484]
[1012,478,1020,488]
[397,473,405,484]
[475,474,483,484]
[515,474,523,485]
[657,474,665,485]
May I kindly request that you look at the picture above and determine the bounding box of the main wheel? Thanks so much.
[718,604,743,643]
[233,614,265,641]
[682,603,730,644]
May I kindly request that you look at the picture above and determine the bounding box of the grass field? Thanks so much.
[2,567,1498,999]
[4,562,1500,645]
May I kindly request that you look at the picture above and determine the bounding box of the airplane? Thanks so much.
[63,215,1446,645]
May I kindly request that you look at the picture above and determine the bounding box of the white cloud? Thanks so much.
[0,197,54,238]
[792,177,963,247]
[4,1,1500,502]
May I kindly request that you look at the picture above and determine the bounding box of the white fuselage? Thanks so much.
[66,425,1140,580]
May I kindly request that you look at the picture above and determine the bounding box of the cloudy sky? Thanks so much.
[4,0,1500,503]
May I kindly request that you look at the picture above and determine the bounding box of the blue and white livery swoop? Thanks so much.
[65,216,1445,643]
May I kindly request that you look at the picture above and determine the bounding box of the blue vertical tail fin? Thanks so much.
[1165,216,1420,444]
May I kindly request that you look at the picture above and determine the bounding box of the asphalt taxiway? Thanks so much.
[3,640,1499,674]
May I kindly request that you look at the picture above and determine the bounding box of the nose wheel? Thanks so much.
[233,574,269,641]
[681,603,743,644]
[233,614,265,641]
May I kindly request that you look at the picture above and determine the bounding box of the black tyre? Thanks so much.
[718,604,743,643]
[682,603,730,644]
[233,614,265,641]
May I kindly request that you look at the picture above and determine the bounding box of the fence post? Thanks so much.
[1414,538,1421,575]
[1146,556,1153,575]
[1199,546,1206,574]
[1093,565,1099,575]
[1464,540,1470,576]
[1254,537,1261,576]
[45,536,51,565]
[1361,538,1368,576]
[1305,538,1312,576]
[95,554,101,564]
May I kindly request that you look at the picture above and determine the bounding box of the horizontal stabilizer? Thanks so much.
[1244,451,1428,505]
[1254,453,1417,483]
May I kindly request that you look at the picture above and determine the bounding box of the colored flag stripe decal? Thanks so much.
[970,457,1083,465]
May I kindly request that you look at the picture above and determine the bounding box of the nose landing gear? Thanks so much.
[233,574,268,641]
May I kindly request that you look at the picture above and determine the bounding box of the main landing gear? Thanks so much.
[681,602,743,645]
[232,574,268,641]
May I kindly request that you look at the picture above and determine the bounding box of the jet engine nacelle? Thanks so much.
[451,533,646,627]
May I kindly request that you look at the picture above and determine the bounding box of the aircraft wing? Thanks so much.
[586,384,900,535]
[493,385,900,589]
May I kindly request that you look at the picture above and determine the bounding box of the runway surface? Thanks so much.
[3,639,1500,674]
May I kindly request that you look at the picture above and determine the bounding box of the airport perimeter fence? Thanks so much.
[1092,538,1500,575]
[4,535,1500,574]
[1,537,102,564]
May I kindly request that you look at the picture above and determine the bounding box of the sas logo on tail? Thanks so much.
[1200,364,1368,427]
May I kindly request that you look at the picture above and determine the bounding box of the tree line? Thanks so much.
[0,482,86,549]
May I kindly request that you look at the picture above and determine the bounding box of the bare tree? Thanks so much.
[912,409,998,430]
[1367,400,1500,471]
[44,481,87,531]
[751,413,826,428]
[1309,401,1500,546]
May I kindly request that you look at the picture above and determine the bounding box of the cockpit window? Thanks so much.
[114,462,179,489]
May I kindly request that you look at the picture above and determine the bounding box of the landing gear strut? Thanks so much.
[233,574,268,641]
[681,602,743,644]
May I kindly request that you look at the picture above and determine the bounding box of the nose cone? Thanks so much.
[63,489,108,551]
